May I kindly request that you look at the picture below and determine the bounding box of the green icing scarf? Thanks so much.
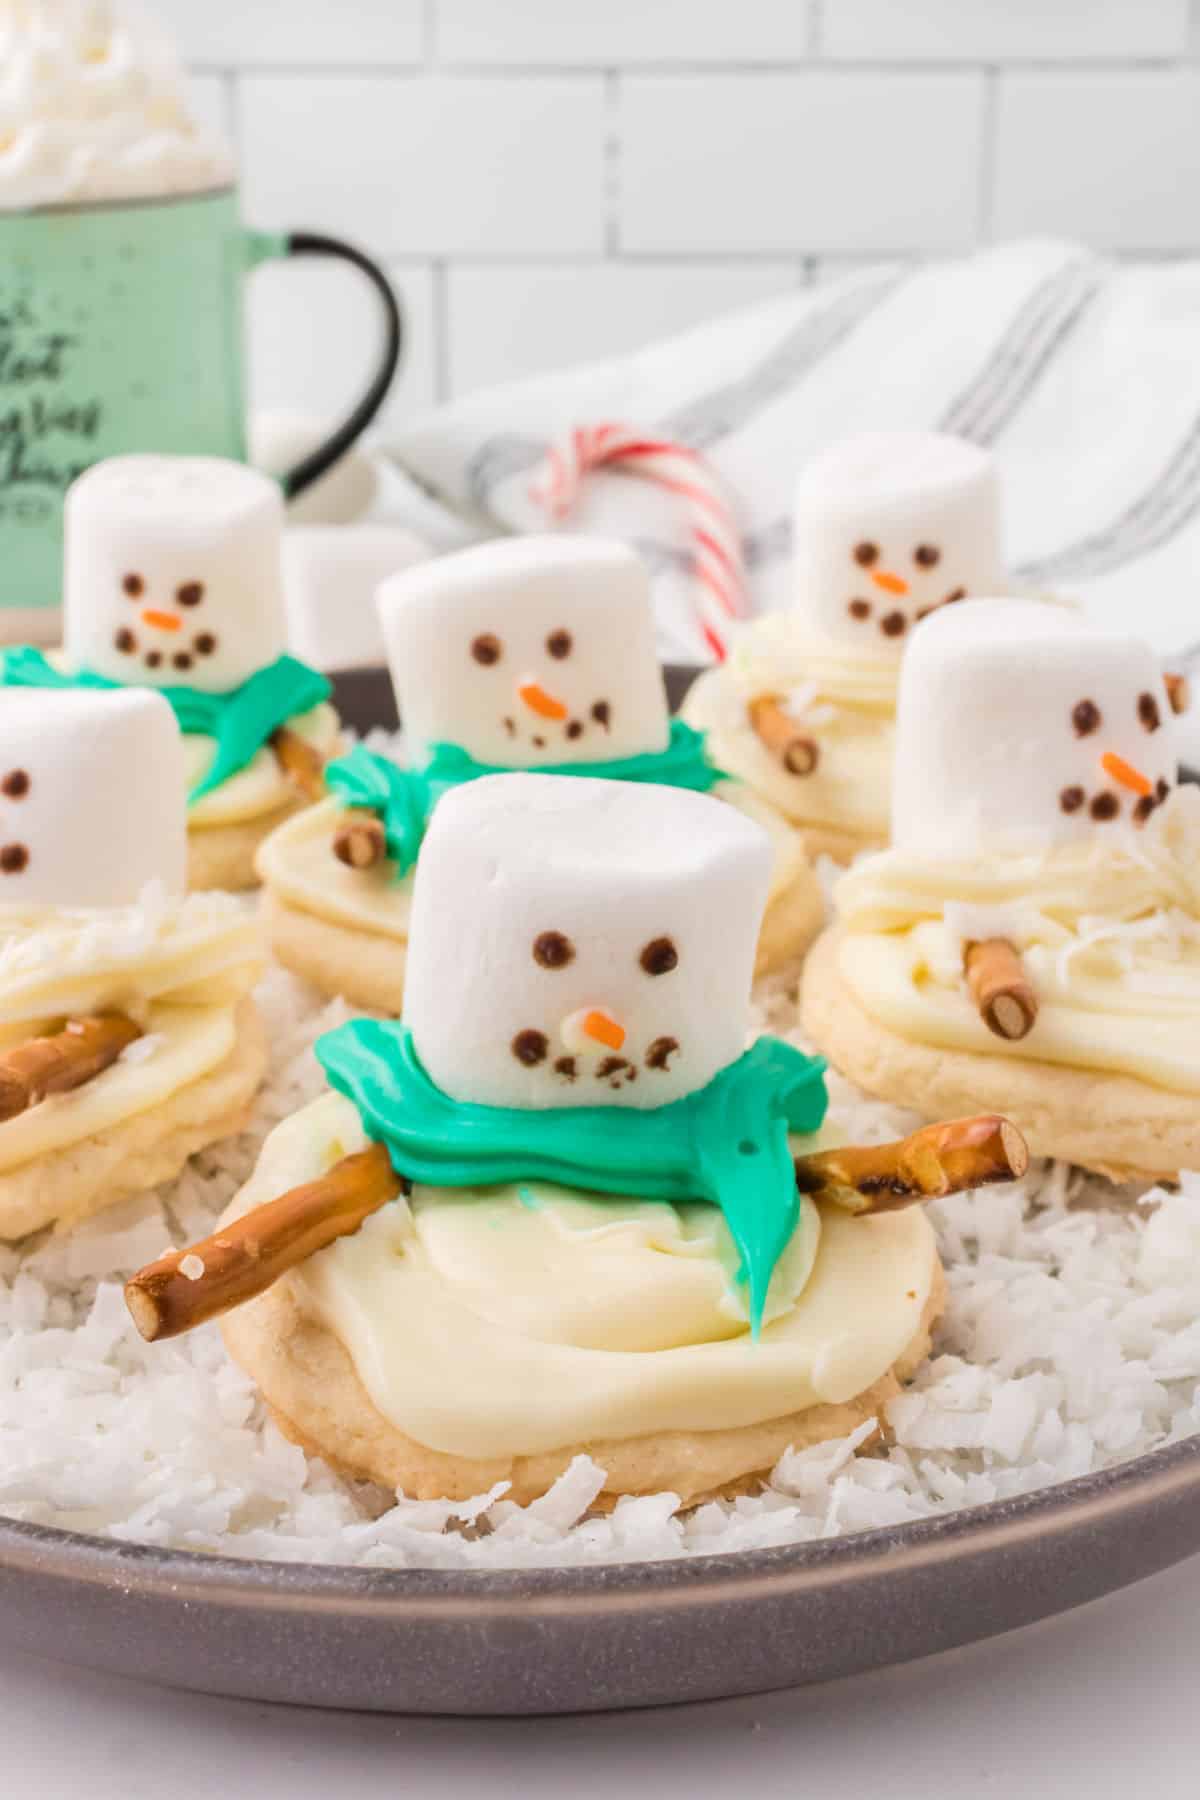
[322,719,724,880]
[0,645,331,806]
[316,1019,828,1333]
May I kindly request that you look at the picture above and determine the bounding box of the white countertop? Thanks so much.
[5,1549,1198,1798]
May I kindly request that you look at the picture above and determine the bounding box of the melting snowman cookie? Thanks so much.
[0,687,266,1240]
[1,454,339,892]
[684,431,1008,861]
[257,536,824,1013]
[802,600,1200,1181]
[128,774,1028,1508]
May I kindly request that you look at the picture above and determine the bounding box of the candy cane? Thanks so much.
[527,423,747,661]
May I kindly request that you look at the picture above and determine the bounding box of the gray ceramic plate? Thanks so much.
[2,1436,1199,1713]
[3,665,1197,1715]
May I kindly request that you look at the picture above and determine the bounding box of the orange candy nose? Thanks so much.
[518,680,569,721]
[871,570,909,597]
[140,609,182,633]
[1100,751,1153,797]
[582,1010,626,1051]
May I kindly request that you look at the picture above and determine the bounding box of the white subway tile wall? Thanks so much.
[178,0,1200,420]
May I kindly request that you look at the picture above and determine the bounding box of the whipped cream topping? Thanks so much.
[0,0,234,208]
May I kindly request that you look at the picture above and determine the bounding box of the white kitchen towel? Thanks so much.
[383,239,1200,667]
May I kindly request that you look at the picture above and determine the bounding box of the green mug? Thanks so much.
[0,183,403,633]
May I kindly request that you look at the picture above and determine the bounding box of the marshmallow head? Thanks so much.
[0,688,187,907]
[891,600,1178,857]
[403,774,773,1110]
[793,432,1003,651]
[379,536,670,767]
[64,455,287,695]
[282,524,429,672]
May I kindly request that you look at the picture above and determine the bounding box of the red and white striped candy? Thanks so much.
[527,422,746,661]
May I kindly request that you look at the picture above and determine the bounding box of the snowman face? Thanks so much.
[379,536,670,767]
[403,774,773,1110]
[0,688,187,909]
[63,455,287,695]
[891,601,1179,858]
[793,432,1003,651]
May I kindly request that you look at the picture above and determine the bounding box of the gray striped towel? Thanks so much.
[382,240,1200,691]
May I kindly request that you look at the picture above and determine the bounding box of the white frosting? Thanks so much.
[0,0,234,209]
[892,600,1179,857]
[0,687,186,904]
[794,432,1002,651]
[379,535,670,767]
[282,525,429,673]
[64,455,287,694]
[402,774,773,1111]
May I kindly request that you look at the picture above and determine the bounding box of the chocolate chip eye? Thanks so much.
[533,930,575,969]
[511,1029,548,1066]
[914,544,940,568]
[1072,698,1101,737]
[0,770,29,799]
[176,581,204,608]
[471,633,502,666]
[122,572,143,598]
[546,629,572,660]
[853,542,879,568]
[640,936,679,977]
[1138,691,1162,733]
[0,844,28,873]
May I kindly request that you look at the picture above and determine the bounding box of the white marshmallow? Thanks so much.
[793,432,1003,651]
[64,455,287,695]
[891,600,1178,857]
[403,774,773,1111]
[249,411,378,527]
[378,536,670,767]
[0,688,187,907]
[282,525,429,672]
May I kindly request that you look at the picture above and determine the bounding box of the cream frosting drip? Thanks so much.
[0,0,234,209]
[257,778,805,943]
[683,614,895,838]
[228,1092,939,1460]
[186,703,341,828]
[0,880,262,1164]
[835,789,1200,1092]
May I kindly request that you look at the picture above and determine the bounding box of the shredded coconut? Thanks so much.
[0,895,1195,1568]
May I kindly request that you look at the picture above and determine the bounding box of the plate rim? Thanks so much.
[4,1429,1199,1614]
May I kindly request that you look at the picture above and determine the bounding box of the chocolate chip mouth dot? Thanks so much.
[1072,698,1101,737]
[176,580,204,607]
[553,1055,577,1081]
[880,611,906,638]
[639,936,679,976]
[0,769,29,799]
[146,651,162,669]
[533,930,574,969]
[471,633,501,666]
[645,1035,679,1071]
[914,544,940,568]
[565,719,584,740]
[1090,792,1119,821]
[172,652,193,672]
[546,629,572,659]
[511,1029,548,1066]
[853,541,878,568]
[848,599,871,620]
[114,627,136,654]
[591,700,611,729]
[195,633,216,656]
[0,844,28,873]
[1059,785,1085,814]
[1138,691,1162,732]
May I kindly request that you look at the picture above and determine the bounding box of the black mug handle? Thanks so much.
[274,231,403,500]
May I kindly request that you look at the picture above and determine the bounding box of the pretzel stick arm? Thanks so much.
[124,1142,401,1343]
[332,810,387,869]
[964,938,1038,1042]
[0,1013,143,1123]
[794,1114,1029,1215]
[747,695,819,776]
[271,726,327,803]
